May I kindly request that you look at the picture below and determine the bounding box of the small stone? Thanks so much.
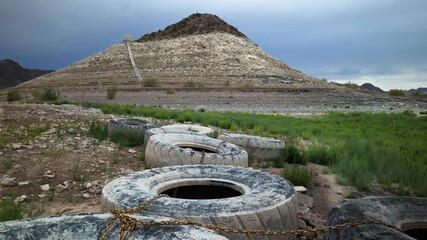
[44,128,56,135]
[12,143,22,149]
[26,145,34,150]
[40,184,50,191]
[128,149,137,154]
[16,150,25,154]
[38,194,47,198]
[294,186,307,193]
[297,218,307,229]
[14,195,27,204]
[82,193,90,199]
[43,170,55,179]
[18,181,30,186]
[297,192,313,208]
[298,203,310,214]
[55,184,67,193]
[85,182,92,188]
[0,177,17,187]
[38,144,48,149]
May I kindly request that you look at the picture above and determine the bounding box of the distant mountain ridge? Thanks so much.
[0,59,53,89]
[360,83,384,92]
[407,88,427,95]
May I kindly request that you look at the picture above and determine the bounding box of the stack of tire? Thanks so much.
[101,120,297,240]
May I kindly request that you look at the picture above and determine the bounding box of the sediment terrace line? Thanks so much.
[126,41,143,82]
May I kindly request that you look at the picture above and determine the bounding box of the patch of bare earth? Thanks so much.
[0,103,147,216]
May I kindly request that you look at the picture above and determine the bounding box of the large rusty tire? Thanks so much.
[101,165,297,240]
[108,117,156,140]
[327,196,427,240]
[218,133,285,161]
[0,213,226,240]
[144,133,248,168]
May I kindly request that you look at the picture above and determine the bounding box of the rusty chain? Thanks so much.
[100,195,402,240]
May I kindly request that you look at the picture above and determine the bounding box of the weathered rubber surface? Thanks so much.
[101,165,297,240]
[0,213,227,240]
[145,133,248,168]
[327,196,427,240]
[108,118,156,138]
[218,133,285,161]
[159,124,214,136]
[143,127,205,149]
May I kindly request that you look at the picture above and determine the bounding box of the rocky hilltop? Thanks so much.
[0,59,53,89]
[19,13,331,90]
[138,13,246,42]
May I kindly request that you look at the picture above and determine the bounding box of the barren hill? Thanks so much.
[19,13,331,90]
[0,59,53,89]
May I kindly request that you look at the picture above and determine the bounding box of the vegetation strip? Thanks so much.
[12,100,426,197]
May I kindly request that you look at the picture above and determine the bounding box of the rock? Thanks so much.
[297,192,313,208]
[40,184,50,191]
[43,170,55,179]
[14,195,27,204]
[18,181,30,186]
[128,149,137,154]
[12,143,21,149]
[43,128,56,135]
[81,182,92,189]
[302,212,325,227]
[298,203,310,214]
[297,218,307,229]
[38,144,48,149]
[38,194,47,198]
[55,184,68,193]
[0,177,17,187]
[82,193,90,199]
[16,150,25,154]
[294,186,307,193]
[26,145,34,150]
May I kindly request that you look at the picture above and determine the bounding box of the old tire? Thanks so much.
[108,117,156,139]
[101,165,297,240]
[327,196,427,240]
[145,133,248,168]
[218,133,285,161]
[0,213,226,240]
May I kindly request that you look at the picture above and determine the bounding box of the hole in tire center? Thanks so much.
[404,228,427,240]
[176,144,218,153]
[161,184,243,199]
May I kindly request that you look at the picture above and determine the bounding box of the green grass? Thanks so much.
[7,89,22,102]
[282,165,316,188]
[142,77,160,87]
[72,102,427,196]
[89,120,108,141]
[0,199,22,222]
[106,86,118,99]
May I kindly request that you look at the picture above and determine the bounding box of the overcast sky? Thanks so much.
[1,0,426,90]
